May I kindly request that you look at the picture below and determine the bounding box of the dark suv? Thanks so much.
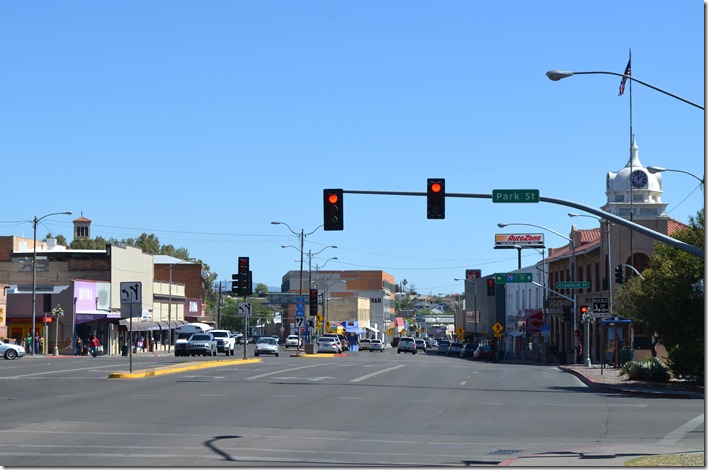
[397,337,417,354]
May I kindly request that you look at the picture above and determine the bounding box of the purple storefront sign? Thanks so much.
[76,313,105,325]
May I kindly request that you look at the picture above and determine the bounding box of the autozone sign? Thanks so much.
[495,233,545,249]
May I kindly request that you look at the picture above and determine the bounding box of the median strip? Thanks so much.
[108,358,261,379]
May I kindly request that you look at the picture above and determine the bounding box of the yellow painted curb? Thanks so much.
[108,358,261,379]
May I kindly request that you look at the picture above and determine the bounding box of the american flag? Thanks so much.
[618,58,631,96]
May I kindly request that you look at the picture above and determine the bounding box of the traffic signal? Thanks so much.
[427,178,445,219]
[486,278,495,296]
[323,189,344,231]
[231,273,239,295]
[309,288,318,316]
[562,306,572,322]
[580,305,588,314]
[615,265,624,284]
[237,257,251,296]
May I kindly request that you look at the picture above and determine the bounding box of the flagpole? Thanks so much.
[628,48,634,281]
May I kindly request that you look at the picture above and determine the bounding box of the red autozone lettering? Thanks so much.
[505,235,542,242]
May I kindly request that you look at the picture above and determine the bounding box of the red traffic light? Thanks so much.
[430,182,442,193]
[323,189,344,231]
[328,193,339,204]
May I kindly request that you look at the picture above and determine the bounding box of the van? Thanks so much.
[174,323,213,357]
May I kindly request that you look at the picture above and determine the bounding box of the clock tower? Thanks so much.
[602,137,668,220]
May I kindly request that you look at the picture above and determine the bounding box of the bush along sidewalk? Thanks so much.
[620,357,671,382]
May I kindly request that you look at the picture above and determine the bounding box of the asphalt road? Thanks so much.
[0,346,703,466]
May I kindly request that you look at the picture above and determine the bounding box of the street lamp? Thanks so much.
[498,222,578,365]
[647,166,704,188]
[51,304,64,356]
[545,69,704,110]
[272,221,326,348]
[454,278,478,342]
[31,211,73,355]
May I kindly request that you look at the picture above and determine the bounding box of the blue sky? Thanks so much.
[1,1,704,295]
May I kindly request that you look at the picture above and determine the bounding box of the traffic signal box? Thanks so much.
[323,189,344,231]
[231,273,239,294]
[486,278,495,296]
[427,178,445,219]
[237,257,252,296]
[309,289,318,316]
[615,265,624,284]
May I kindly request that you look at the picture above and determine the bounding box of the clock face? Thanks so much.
[630,170,648,188]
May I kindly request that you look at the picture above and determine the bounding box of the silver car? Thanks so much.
[317,336,341,353]
[255,337,280,356]
[369,339,385,352]
[0,341,26,360]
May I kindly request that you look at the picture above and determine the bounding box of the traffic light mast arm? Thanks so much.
[531,281,573,302]
[336,189,703,259]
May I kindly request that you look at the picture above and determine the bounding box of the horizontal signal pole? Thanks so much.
[339,189,703,259]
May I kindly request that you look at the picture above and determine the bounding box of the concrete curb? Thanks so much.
[559,366,701,399]
[108,358,261,379]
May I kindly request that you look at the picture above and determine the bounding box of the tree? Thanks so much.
[255,283,269,297]
[614,209,704,380]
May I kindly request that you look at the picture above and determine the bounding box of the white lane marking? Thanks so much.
[339,396,364,400]
[270,395,295,398]
[659,414,704,446]
[0,363,120,378]
[349,364,405,383]
[407,399,431,403]
[245,363,329,380]
[459,381,467,386]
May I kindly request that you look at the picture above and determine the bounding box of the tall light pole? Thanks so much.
[648,166,705,212]
[272,222,325,347]
[499,222,578,365]
[454,278,477,342]
[31,211,72,355]
[545,69,704,110]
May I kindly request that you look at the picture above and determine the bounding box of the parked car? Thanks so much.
[447,342,464,356]
[426,338,438,348]
[323,333,348,351]
[397,337,417,354]
[285,335,301,348]
[415,339,426,352]
[437,340,450,355]
[474,345,492,361]
[210,330,236,356]
[460,343,477,359]
[369,339,385,352]
[317,336,341,353]
[359,338,371,351]
[186,333,217,357]
[254,336,280,356]
[0,341,26,360]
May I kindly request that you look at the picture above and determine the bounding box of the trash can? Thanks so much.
[304,343,315,354]
[121,345,129,356]
[620,347,634,365]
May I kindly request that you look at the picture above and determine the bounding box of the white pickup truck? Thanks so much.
[210,330,236,356]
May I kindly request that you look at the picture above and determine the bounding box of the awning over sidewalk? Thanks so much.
[118,319,188,332]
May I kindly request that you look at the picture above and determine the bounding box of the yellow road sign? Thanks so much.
[456,327,464,335]
[492,322,504,334]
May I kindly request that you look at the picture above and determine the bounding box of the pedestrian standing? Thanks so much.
[90,335,100,357]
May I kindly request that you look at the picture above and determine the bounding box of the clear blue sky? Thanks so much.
[1,1,703,295]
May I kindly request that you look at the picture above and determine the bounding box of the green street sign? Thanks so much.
[494,272,533,284]
[492,189,540,203]
[556,281,591,289]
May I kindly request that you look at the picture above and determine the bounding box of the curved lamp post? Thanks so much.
[51,304,64,356]
[647,166,704,187]
[545,69,703,110]
[31,211,73,355]
[498,222,579,365]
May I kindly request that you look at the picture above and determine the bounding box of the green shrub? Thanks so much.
[619,357,671,382]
